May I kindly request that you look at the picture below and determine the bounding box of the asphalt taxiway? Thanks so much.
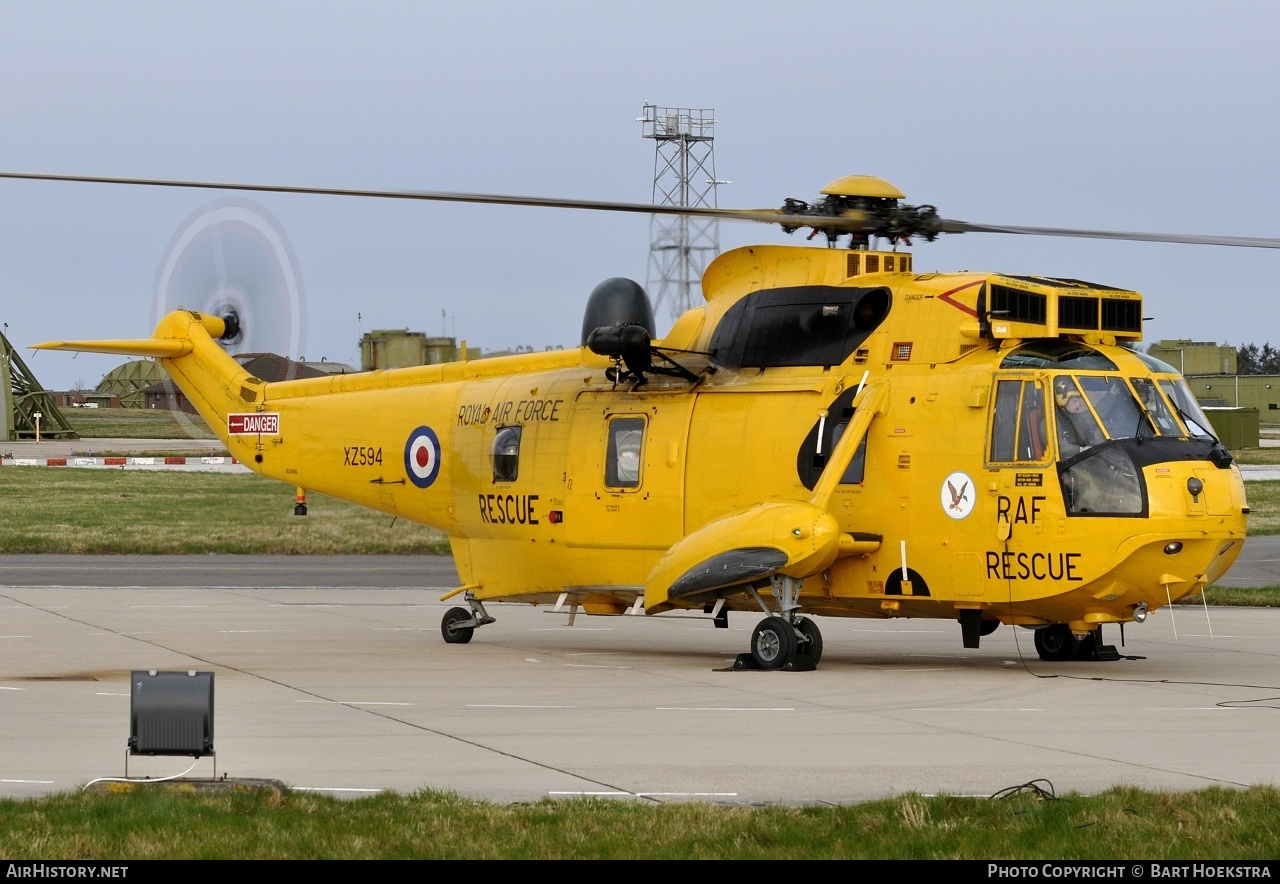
[2,549,1279,806]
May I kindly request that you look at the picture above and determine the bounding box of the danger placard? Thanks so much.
[228,413,280,435]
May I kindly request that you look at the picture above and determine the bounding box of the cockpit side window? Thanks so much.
[1130,378,1179,435]
[990,379,1048,463]
[1052,376,1146,515]
[1159,379,1215,438]
[1019,384,1048,461]
[991,380,1019,461]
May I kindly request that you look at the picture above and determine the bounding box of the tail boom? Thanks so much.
[33,310,260,448]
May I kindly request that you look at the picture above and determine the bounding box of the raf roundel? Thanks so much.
[404,426,442,488]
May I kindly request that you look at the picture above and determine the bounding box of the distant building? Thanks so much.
[95,359,166,408]
[235,352,353,382]
[356,327,570,369]
[479,345,565,359]
[299,358,354,376]
[51,391,119,409]
[360,329,469,370]
[1144,340,1277,417]
[1147,340,1236,376]
[1192,376,1280,414]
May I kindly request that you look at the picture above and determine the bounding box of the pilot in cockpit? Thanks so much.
[1055,381,1103,458]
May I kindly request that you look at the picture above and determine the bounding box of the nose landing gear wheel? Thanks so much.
[751,616,797,670]
[441,606,475,644]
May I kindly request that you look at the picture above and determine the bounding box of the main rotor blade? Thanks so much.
[0,170,800,225]
[5,171,1279,249]
[937,218,1280,250]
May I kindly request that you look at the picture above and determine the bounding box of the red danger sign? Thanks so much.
[228,413,280,435]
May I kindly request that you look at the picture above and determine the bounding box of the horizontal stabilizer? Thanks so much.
[32,338,193,358]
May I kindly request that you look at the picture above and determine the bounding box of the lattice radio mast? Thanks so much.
[639,103,721,323]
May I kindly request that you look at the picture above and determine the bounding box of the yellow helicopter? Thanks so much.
[6,170,1262,670]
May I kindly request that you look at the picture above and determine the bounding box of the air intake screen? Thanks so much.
[989,285,1046,325]
[1102,298,1142,332]
[1058,296,1099,329]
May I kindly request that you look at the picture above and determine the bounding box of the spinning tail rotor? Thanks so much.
[153,197,306,362]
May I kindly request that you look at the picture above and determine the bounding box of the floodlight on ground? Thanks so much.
[127,670,215,777]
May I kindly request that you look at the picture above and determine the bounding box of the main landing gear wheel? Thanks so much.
[751,616,797,670]
[1033,624,1080,661]
[441,606,475,644]
[794,616,823,664]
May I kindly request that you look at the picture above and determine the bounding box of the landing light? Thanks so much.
[1133,602,1149,623]
[1164,542,1183,555]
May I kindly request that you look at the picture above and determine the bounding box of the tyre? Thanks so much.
[794,616,823,665]
[751,616,796,670]
[1033,624,1080,661]
[441,606,475,645]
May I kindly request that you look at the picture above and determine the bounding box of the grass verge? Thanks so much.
[0,469,449,554]
[1234,447,1280,465]
[1191,585,1280,607]
[1245,480,1280,534]
[65,407,214,440]
[2,786,1278,859]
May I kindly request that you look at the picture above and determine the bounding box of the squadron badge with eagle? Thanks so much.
[942,472,975,520]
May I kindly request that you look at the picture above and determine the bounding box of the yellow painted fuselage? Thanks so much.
[43,244,1247,643]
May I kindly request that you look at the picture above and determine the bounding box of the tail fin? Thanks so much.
[33,310,257,442]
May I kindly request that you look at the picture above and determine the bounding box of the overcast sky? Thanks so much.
[2,1,1278,389]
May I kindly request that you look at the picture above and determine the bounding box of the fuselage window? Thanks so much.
[606,417,645,488]
[1000,340,1118,371]
[491,426,522,483]
[709,285,889,369]
[840,434,869,484]
[827,421,869,484]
